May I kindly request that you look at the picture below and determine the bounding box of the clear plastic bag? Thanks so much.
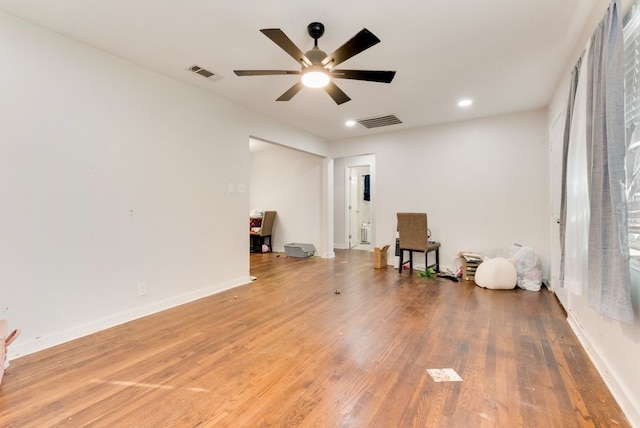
[509,245,542,291]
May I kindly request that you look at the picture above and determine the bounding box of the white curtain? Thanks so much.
[560,0,634,324]
[563,52,590,295]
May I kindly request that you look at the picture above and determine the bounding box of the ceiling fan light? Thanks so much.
[301,68,330,88]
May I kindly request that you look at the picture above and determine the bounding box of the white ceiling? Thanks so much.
[0,0,601,141]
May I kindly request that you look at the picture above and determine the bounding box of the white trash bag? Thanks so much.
[509,245,542,291]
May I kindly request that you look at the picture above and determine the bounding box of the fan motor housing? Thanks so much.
[305,47,327,65]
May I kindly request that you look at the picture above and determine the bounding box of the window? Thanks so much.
[624,3,640,256]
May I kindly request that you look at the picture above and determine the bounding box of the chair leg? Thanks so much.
[409,250,413,271]
[399,249,403,274]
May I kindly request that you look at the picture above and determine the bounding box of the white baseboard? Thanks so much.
[9,275,252,360]
[567,313,640,427]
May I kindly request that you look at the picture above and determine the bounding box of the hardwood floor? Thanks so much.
[0,250,630,427]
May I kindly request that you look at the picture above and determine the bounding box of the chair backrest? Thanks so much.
[260,211,276,236]
[397,212,428,251]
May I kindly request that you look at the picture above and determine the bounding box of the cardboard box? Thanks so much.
[373,245,390,268]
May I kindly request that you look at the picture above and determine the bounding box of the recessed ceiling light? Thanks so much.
[458,99,473,107]
[345,120,357,127]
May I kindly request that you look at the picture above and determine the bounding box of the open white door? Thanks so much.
[346,165,372,251]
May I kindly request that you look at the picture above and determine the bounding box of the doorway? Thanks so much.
[346,165,373,251]
[249,137,324,254]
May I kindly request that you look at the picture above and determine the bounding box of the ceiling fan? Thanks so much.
[234,22,396,105]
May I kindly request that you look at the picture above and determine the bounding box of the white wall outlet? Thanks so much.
[227,182,235,193]
[137,282,147,296]
[236,183,246,193]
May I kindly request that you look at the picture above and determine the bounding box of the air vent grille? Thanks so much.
[357,114,402,129]
[188,65,216,79]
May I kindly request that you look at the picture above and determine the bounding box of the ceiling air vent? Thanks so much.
[357,114,402,129]
[188,65,216,79]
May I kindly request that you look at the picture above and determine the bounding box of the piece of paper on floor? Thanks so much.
[427,368,463,382]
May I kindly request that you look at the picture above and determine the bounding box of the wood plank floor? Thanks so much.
[0,250,630,427]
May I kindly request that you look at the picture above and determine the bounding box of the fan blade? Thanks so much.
[322,28,380,68]
[331,69,396,83]
[260,29,312,67]
[276,81,305,101]
[325,81,351,105]
[234,70,301,76]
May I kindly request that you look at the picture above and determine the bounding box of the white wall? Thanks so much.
[546,1,640,425]
[250,141,323,252]
[0,11,328,358]
[330,110,550,274]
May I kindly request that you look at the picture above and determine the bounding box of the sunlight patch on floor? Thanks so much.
[90,379,209,393]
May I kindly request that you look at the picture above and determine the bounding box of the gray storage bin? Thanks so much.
[284,243,316,258]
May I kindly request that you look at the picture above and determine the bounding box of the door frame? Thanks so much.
[343,155,375,251]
